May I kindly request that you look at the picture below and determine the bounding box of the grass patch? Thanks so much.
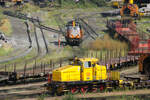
[43,47,73,61]
[37,94,49,100]
[81,34,128,60]
[0,19,12,36]
[22,47,73,70]
[20,3,40,13]
[0,46,74,71]
[0,48,37,71]
[0,9,12,36]
[0,44,13,56]
[60,0,97,9]
[0,9,5,21]
[136,18,150,34]
[63,93,77,100]
[87,34,128,50]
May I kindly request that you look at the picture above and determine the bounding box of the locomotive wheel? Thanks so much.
[99,85,104,92]
[70,87,79,94]
[56,86,64,96]
[80,87,88,93]
[47,87,53,94]
[143,56,150,76]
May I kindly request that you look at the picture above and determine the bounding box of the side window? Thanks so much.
[84,61,91,68]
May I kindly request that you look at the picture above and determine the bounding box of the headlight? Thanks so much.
[69,34,74,38]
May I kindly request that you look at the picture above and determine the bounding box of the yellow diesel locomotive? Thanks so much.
[46,58,120,95]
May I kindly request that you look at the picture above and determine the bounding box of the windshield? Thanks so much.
[84,61,91,68]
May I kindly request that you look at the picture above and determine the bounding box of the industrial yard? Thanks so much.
[0,0,150,100]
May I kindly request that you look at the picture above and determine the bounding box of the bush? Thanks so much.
[88,34,128,50]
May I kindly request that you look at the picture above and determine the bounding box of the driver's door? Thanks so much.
[81,61,93,81]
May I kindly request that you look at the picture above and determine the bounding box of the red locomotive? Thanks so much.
[65,20,83,46]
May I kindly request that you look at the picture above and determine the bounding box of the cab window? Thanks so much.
[84,61,91,68]
[70,60,82,66]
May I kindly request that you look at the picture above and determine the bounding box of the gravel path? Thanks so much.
[7,16,29,49]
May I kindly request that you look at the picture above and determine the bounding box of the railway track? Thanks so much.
[0,12,74,86]
[14,18,51,72]
[34,18,49,54]
[0,10,150,100]
[0,81,46,100]
[0,12,53,85]
[0,18,43,66]
[78,18,99,40]
[0,10,143,88]
[53,14,139,72]
[0,19,33,64]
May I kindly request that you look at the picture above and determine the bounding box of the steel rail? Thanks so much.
[37,18,49,54]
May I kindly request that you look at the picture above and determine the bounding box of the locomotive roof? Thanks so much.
[77,58,99,62]
[67,20,80,26]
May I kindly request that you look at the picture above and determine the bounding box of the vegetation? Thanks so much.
[63,93,77,100]
[58,0,97,8]
[37,94,49,100]
[20,3,40,13]
[0,9,4,22]
[0,19,12,36]
[0,9,13,57]
[0,45,13,56]
[0,9,12,36]
[136,17,150,34]
[0,48,37,71]
[88,34,128,50]
[34,0,107,8]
